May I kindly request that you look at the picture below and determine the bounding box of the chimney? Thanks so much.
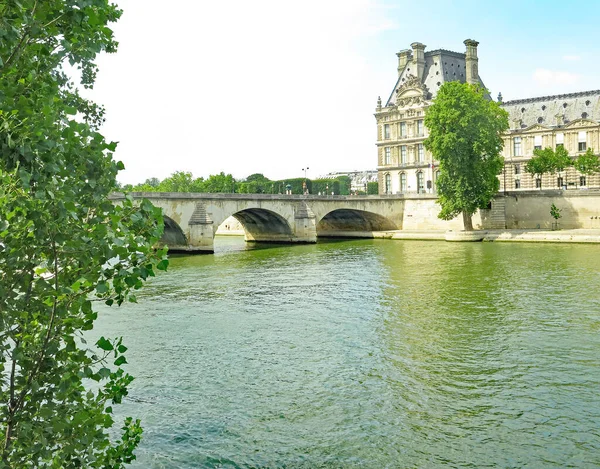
[464,39,479,85]
[396,49,411,77]
[410,42,426,81]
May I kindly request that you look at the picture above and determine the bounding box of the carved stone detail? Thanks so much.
[395,74,429,101]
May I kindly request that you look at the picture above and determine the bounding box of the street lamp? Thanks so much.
[302,167,309,195]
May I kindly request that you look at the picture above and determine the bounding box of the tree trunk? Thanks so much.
[462,211,474,231]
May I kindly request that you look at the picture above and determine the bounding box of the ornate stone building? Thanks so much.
[499,91,600,190]
[375,40,600,194]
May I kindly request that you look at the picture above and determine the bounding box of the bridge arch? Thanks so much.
[316,209,397,235]
[160,215,187,247]
[227,208,294,243]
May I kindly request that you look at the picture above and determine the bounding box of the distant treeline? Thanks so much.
[120,172,379,195]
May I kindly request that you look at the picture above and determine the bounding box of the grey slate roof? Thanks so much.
[385,49,487,107]
[500,90,600,129]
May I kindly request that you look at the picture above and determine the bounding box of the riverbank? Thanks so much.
[318,229,600,244]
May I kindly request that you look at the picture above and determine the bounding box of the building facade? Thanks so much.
[375,40,600,194]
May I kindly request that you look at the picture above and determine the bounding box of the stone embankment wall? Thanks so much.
[501,190,600,229]
[215,216,245,235]
[398,190,600,230]
[400,194,484,230]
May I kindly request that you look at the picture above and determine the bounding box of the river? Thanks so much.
[94,236,600,468]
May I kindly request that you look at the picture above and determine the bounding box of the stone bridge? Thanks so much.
[116,193,407,253]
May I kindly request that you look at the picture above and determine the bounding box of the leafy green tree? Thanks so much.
[240,173,270,193]
[525,148,553,188]
[424,82,509,230]
[553,146,572,174]
[574,148,600,177]
[336,176,351,195]
[367,182,379,195]
[203,172,236,193]
[245,173,270,183]
[157,171,198,192]
[0,1,167,466]
[525,146,572,189]
[144,177,161,188]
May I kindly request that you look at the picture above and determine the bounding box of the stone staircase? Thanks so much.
[489,197,506,229]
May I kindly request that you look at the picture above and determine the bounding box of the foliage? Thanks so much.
[0,1,167,466]
[129,171,235,193]
[310,179,339,195]
[553,146,572,173]
[245,173,270,183]
[525,147,554,183]
[550,203,562,220]
[127,172,355,196]
[525,146,573,188]
[156,171,204,192]
[424,82,509,230]
[336,176,351,195]
[367,182,379,195]
[574,148,600,175]
[202,172,235,193]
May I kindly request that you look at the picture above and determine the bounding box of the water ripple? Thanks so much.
[94,238,600,468]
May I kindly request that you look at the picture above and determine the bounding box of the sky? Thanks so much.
[87,0,600,185]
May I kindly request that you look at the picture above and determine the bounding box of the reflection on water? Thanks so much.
[94,237,600,468]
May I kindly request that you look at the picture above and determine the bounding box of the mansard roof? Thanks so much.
[385,48,487,107]
[501,89,600,129]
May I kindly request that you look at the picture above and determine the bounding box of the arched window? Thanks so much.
[385,173,391,194]
[400,173,407,192]
[417,171,424,194]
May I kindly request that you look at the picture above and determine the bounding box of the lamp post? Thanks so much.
[302,167,309,195]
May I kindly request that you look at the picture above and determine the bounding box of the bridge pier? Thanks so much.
[187,222,216,253]
[183,202,216,253]
[293,202,317,243]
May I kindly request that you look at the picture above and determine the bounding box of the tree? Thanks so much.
[156,171,198,192]
[144,177,161,188]
[525,146,572,189]
[203,172,235,193]
[574,148,600,178]
[525,148,553,188]
[0,1,167,466]
[553,146,572,174]
[245,173,270,183]
[367,182,379,195]
[424,82,509,230]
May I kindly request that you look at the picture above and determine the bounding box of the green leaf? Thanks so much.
[97,337,113,351]
[114,356,127,366]
[156,259,169,271]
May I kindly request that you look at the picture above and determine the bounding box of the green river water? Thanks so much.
[94,237,600,468]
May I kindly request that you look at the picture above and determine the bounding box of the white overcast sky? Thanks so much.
[88,0,600,184]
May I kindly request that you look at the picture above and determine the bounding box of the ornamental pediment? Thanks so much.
[395,74,429,106]
[522,124,552,133]
[563,118,598,128]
